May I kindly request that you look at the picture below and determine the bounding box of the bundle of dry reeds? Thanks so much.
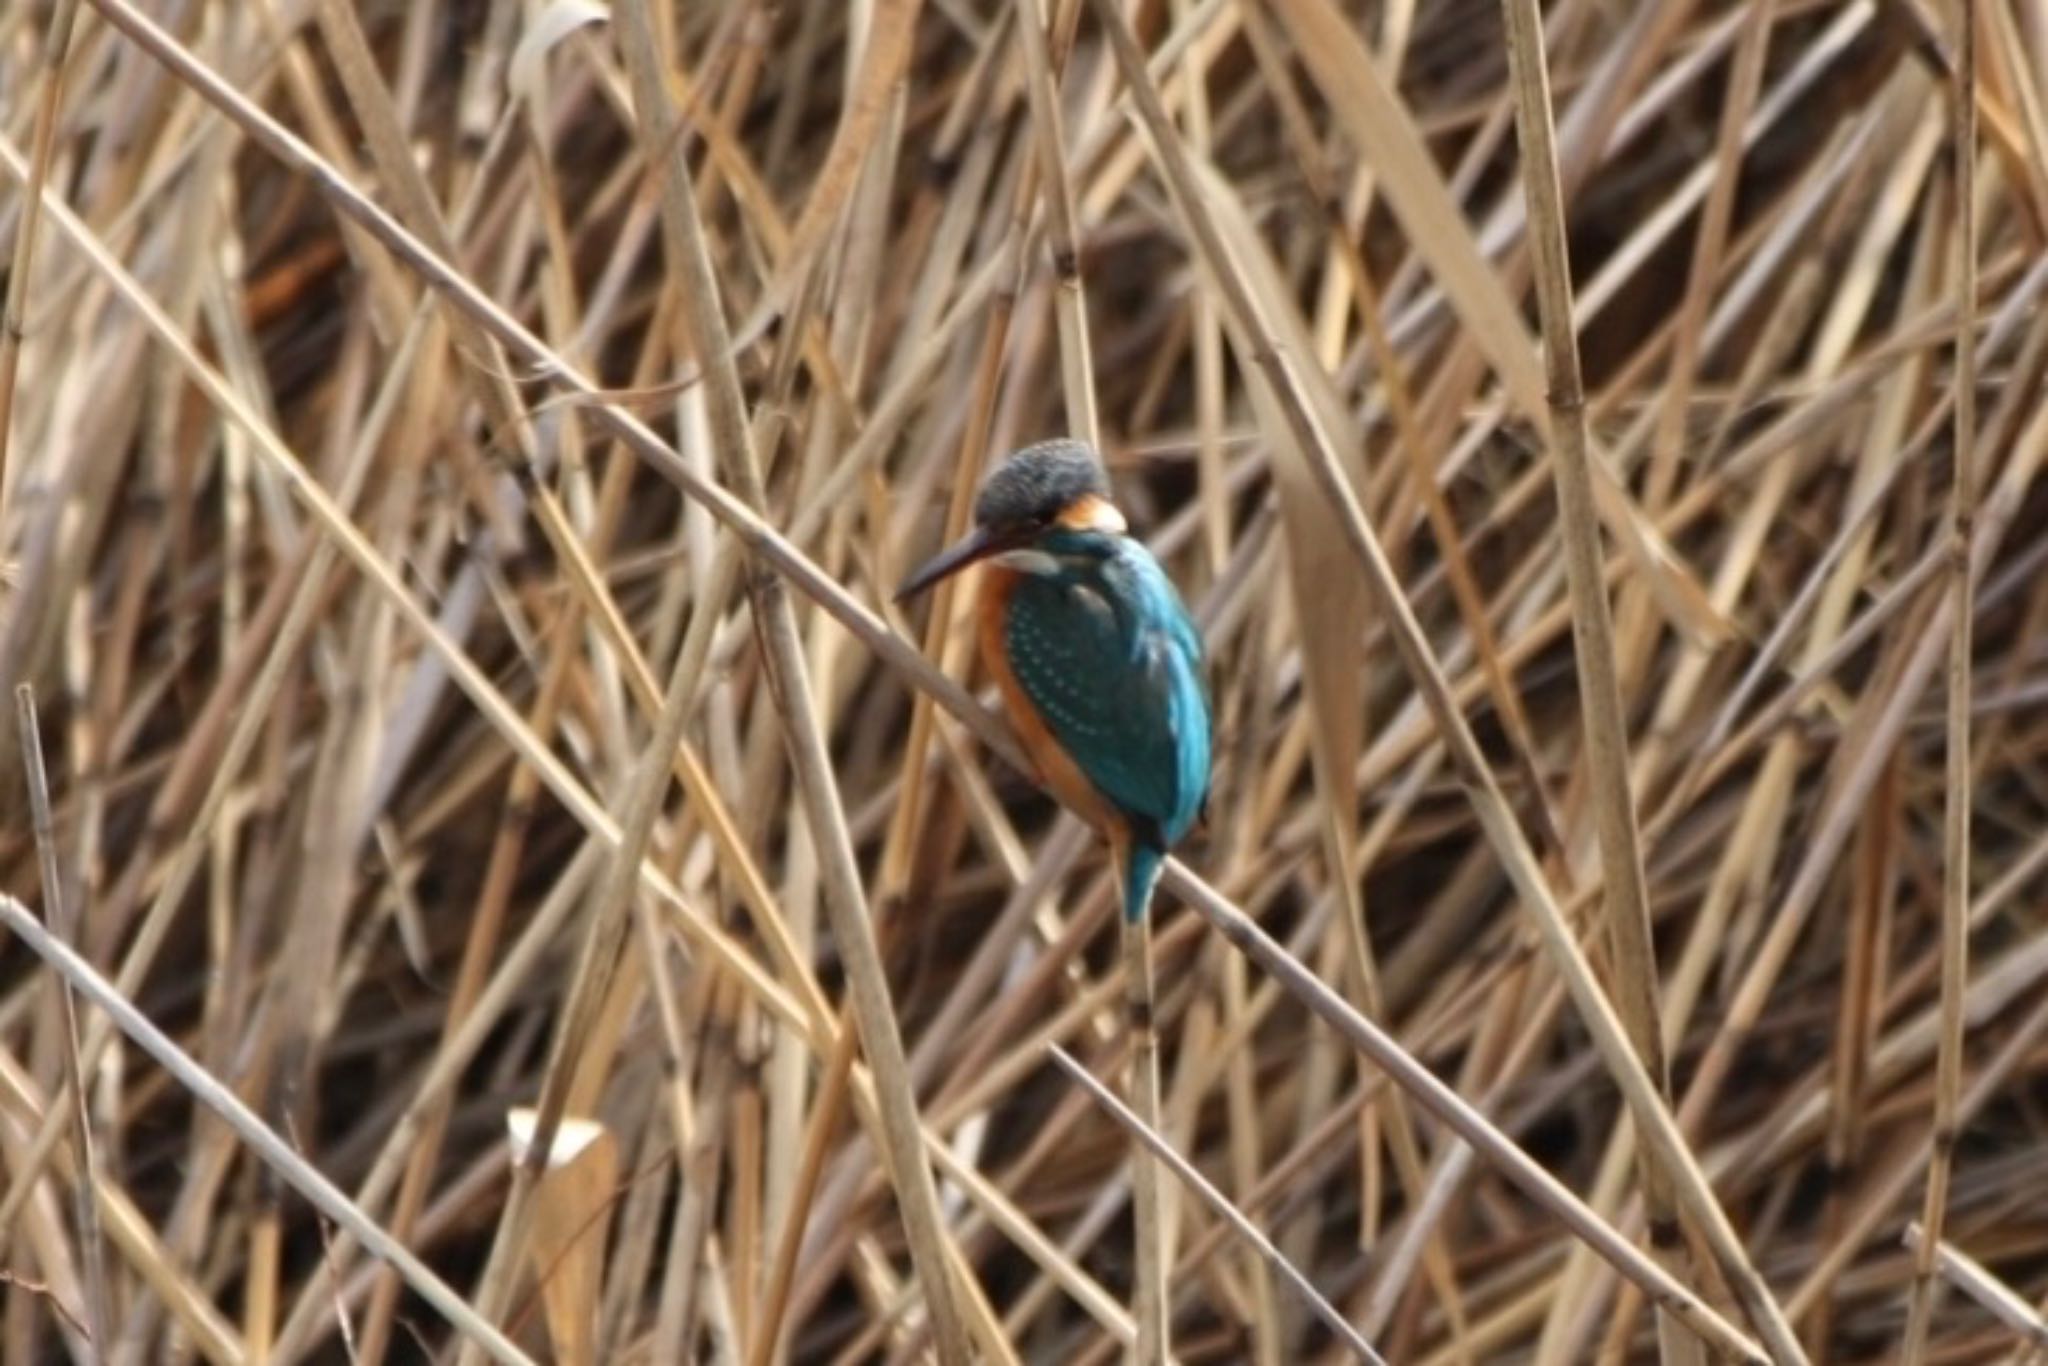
[3,0,2047,1361]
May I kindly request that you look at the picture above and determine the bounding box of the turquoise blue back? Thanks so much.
[1001,535,1211,920]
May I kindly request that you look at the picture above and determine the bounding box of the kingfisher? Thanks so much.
[895,440,1212,922]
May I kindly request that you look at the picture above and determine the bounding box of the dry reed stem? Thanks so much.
[1903,7,1980,1365]
[14,687,111,1361]
[1012,0,1100,449]
[0,0,82,539]
[1120,912,1170,1364]
[1492,3,1708,1366]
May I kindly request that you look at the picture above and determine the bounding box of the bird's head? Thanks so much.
[894,440,1128,602]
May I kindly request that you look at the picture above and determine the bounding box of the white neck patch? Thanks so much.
[992,547,1063,575]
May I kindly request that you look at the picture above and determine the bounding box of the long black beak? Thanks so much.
[894,523,1011,603]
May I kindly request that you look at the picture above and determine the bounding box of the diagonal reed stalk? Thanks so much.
[1049,1043,1387,1364]
[1902,1222,2048,1353]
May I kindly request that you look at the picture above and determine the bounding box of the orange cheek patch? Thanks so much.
[1055,494,1127,534]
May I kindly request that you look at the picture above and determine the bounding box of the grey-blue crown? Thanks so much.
[973,440,1111,527]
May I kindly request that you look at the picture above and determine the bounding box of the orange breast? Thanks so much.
[977,566,1123,839]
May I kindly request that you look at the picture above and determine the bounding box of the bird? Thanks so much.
[896,438,1209,1361]
[894,438,1212,924]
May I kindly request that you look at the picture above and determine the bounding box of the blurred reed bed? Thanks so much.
[1,0,2046,1362]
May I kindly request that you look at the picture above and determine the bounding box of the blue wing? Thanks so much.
[1002,541,1212,858]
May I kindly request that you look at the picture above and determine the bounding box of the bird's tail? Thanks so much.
[1121,842,1165,923]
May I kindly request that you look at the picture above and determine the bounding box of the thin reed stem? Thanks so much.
[1122,913,1169,1364]
[1905,4,1979,1359]
[1493,3,1706,1364]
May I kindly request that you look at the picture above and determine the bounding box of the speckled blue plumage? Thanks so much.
[1001,530,1211,920]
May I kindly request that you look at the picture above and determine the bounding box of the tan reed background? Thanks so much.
[2,0,2047,1362]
